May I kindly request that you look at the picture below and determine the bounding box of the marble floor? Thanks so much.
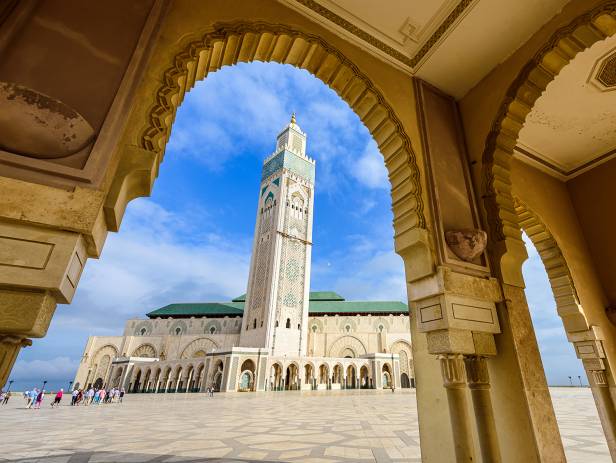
[0,388,609,462]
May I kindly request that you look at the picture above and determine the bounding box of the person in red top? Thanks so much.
[51,389,63,408]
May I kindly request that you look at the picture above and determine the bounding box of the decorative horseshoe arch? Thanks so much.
[180,337,219,359]
[514,198,589,333]
[106,21,426,243]
[131,343,157,358]
[92,345,119,366]
[328,335,367,358]
[482,4,616,245]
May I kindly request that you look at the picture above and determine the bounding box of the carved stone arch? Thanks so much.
[514,198,590,333]
[131,343,157,358]
[106,21,426,245]
[482,4,616,251]
[328,335,367,357]
[390,340,413,376]
[180,337,219,359]
[91,344,119,368]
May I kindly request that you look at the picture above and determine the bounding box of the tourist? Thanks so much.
[86,387,94,405]
[0,391,5,405]
[51,389,63,407]
[33,389,45,409]
[76,389,84,405]
[119,387,125,403]
[26,388,37,409]
[98,388,106,404]
[71,389,79,405]
[3,391,10,405]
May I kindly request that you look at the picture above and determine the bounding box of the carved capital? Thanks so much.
[464,356,490,389]
[438,354,466,389]
[591,369,609,388]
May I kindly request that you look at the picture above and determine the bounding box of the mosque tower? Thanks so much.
[239,114,316,356]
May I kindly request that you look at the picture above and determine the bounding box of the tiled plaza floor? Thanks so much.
[0,388,609,462]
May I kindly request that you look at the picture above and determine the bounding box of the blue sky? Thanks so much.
[9,62,585,391]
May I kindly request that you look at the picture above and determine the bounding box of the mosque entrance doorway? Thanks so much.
[401,373,410,389]
[285,364,299,391]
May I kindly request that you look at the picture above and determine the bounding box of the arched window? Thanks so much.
[253,319,257,329]
[297,323,300,329]
[311,325,317,333]
[286,318,291,329]
[345,324,351,333]
[260,321,264,327]
[175,327,182,335]
[209,326,216,334]
[275,321,279,327]
[140,327,147,336]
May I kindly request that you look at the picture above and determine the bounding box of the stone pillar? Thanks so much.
[571,330,616,461]
[589,368,616,460]
[465,355,501,463]
[439,354,476,462]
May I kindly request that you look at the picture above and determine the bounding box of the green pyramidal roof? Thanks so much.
[147,291,407,318]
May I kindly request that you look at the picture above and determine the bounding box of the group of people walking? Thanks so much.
[71,387,125,405]
[0,386,126,409]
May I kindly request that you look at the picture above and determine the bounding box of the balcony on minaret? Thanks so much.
[261,114,316,183]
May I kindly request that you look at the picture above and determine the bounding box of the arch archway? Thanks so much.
[328,335,367,358]
[107,22,426,248]
[481,4,616,251]
[346,364,357,389]
[239,359,256,392]
[180,337,219,359]
[285,363,299,391]
[270,363,283,391]
[131,344,157,358]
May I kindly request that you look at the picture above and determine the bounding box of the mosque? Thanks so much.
[72,116,414,393]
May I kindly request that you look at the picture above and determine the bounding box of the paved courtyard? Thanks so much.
[0,388,609,462]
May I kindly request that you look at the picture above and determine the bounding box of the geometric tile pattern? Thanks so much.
[0,388,608,462]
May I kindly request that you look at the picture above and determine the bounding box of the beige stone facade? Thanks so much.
[3,1,616,461]
[73,310,413,393]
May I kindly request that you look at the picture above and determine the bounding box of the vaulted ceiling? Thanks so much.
[279,0,570,98]
[516,34,616,180]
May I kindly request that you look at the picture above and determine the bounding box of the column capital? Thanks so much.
[464,356,491,389]
[438,354,466,389]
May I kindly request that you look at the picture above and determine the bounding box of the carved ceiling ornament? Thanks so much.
[134,21,426,244]
[290,0,474,69]
[589,48,616,91]
[481,3,616,247]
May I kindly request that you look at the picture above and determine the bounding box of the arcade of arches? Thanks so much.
[2,1,616,462]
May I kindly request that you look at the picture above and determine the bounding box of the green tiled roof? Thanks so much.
[308,300,407,314]
[147,292,407,318]
[147,302,244,318]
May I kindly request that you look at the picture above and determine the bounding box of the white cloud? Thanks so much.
[58,198,251,336]
[349,141,389,190]
[11,356,78,382]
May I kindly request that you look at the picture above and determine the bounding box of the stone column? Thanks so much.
[589,368,616,460]
[465,355,501,463]
[439,354,476,462]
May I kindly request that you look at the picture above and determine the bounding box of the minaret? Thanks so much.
[240,114,315,356]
